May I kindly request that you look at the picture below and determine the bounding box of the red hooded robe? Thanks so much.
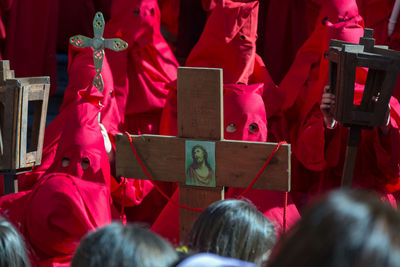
[104,0,179,134]
[0,103,114,266]
[281,0,400,206]
[17,44,120,190]
[102,0,180,224]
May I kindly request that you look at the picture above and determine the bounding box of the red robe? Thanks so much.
[104,0,179,135]
[158,0,180,51]
[17,44,121,190]
[2,0,58,94]
[0,104,114,266]
[1,173,112,267]
[17,44,152,212]
[102,0,179,224]
[261,0,319,84]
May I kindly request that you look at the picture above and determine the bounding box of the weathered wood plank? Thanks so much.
[178,67,223,140]
[116,134,185,182]
[116,134,291,191]
[215,140,291,191]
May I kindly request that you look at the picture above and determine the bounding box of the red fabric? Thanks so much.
[202,0,219,12]
[1,173,112,266]
[158,0,180,40]
[104,0,179,134]
[153,82,300,244]
[250,54,288,141]
[2,0,58,94]
[357,0,395,45]
[61,44,122,136]
[56,0,111,52]
[261,0,317,84]
[103,0,179,223]
[0,0,14,59]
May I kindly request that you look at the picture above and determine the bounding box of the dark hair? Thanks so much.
[72,223,178,267]
[185,199,275,266]
[0,216,30,267]
[191,145,212,169]
[268,189,400,267]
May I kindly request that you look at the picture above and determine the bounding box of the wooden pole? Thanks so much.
[341,126,362,187]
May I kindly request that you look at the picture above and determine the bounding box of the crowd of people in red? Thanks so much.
[0,0,400,266]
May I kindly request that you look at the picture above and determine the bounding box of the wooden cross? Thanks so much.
[115,67,291,239]
[69,12,128,93]
[0,61,50,194]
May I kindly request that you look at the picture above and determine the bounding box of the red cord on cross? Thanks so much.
[123,132,289,231]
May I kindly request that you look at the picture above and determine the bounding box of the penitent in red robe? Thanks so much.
[104,0,179,135]
[103,0,179,224]
[0,103,114,266]
[154,0,299,244]
[280,0,400,206]
[17,44,121,191]
[16,44,151,213]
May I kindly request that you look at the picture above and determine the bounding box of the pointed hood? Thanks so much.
[47,102,111,188]
[224,83,267,141]
[186,0,259,84]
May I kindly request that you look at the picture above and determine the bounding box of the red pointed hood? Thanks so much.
[47,103,111,188]
[224,83,267,141]
[106,0,161,48]
[63,44,122,136]
[186,0,259,84]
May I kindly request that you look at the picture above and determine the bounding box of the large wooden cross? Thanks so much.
[115,67,291,239]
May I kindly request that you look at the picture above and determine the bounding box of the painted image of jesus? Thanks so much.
[185,142,216,187]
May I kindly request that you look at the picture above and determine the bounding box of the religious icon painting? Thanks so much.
[185,140,216,187]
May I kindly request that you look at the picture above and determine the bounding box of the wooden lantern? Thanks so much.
[0,60,50,173]
[328,28,400,128]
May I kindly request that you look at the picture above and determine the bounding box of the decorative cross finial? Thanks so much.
[69,12,128,93]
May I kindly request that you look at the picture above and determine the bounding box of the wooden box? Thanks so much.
[0,61,50,172]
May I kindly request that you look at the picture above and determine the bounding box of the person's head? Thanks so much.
[185,199,275,266]
[0,216,30,267]
[268,189,400,267]
[72,223,178,267]
[191,145,209,167]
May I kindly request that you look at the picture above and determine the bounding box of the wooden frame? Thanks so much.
[328,28,400,128]
[0,61,50,172]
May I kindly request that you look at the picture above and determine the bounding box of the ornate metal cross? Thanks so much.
[69,12,128,93]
